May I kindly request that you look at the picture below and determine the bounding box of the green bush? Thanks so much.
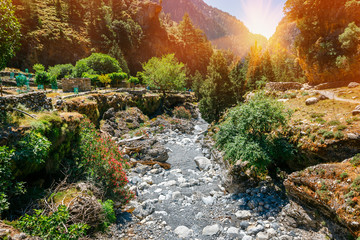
[17,205,89,240]
[15,74,27,87]
[350,154,360,167]
[323,131,334,139]
[216,93,294,173]
[99,199,116,231]
[74,53,121,77]
[98,74,111,85]
[127,76,140,86]
[82,72,100,86]
[334,131,344,139]
[48,64,74,80]
[328,120,340,126]
[108,72,127,85]
[173,106,192,120]
[0,146,25,217]
[35,71,51,89]
[33,63,45,73]
[13,130,51,177]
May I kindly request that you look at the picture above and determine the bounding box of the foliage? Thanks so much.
[0,146,25,217]
[174,13,213,76]
[15,74,27,87]
[14,130,51,167]
[99,199,116,231]
[108,72,127,82]
[173,106,192,120]
[0,0,21,70]
[33,63,45,73]
[216,92,294,173]
[284,0,360,84]
[98,74,111,85]
[74,53,121,77]
[76,120,133,204]
[35,71,51,88]
[142,54,186,94]
[17,205,89,240]
[48,64,74,80]
[199,51,235,123]
[82,72,100,85]
[127,76,139,85]
[350,154,360,167]
[229,60,247,103]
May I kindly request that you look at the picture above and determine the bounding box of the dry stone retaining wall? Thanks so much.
[266,82,303,91]
[62,78,91,92]
[0,92,52,111]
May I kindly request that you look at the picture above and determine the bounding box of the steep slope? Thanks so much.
[10,0,173,73]
[161,0,267,58]
[268,15,300,54]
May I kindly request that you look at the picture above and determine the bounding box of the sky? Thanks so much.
[203,0,287,39]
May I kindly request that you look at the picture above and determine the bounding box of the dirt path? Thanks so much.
[317,90,360,104]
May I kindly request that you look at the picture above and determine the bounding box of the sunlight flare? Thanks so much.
[240,0,284,38]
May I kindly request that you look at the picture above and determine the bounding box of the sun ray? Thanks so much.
[240,0,284,39]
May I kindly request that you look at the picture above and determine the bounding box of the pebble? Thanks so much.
[174,226,193,238]
[235,210,252,220]
[202,196,215,205]
[202,224,220,236]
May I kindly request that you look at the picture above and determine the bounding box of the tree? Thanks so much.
[199,51,235,123]
[74,53,122,77]
[127,76,139,89]
[35,72,50,90]
[229,60,248,103]
[174,13,213,77]
[284,0,360,84]
[99,74,111,86]
[142,54,186,95]
[216,93,294,174]
[0,0,21,71]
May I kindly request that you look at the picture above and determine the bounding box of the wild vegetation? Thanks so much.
[1,0,360,238]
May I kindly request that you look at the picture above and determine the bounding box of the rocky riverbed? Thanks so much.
[96,115,350,240]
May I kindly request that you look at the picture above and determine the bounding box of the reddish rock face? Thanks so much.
[284,160,360,237]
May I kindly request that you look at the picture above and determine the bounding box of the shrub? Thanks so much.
[351,176,360,192]
[15,130,51,165]
[48,64,74,80]
[127,76,140,86]
[323,131,334,139]
[99,199,116,231]
[350,154,360,167]
[35,71,51,90]
[15,74,27,87]
[173,106,192,120]
[334,131,344,139]
[328,120,340,126]
[108,72,127,85]
[82,72,100,86]
[0,146,25,217]
[336,124,347,131]
[315,117,326,124]
[17,205,89,240]
[76,120,134,204]
[216,93,294,173]
[33,63,45,73]
[310,112,325,118]
[98,74,111,85]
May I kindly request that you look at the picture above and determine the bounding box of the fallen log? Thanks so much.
[131,160,171,170]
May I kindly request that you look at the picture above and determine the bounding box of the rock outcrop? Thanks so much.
[284,159,360,237]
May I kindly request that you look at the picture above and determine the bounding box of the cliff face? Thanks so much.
[268,16,300,54]
[161,0,267,58]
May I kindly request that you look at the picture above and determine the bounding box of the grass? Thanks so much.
[350,154,360,167]
[328,120,341,126]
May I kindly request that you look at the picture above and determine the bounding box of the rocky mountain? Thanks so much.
[161,0,267,58]
[268,15,300,54]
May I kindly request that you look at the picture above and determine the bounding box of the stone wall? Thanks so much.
[266,82,303,92]
[0,92,52,111]
[62,78,91,92]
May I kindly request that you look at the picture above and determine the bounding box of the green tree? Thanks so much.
[33,63,45,73]
[175,13,213,77]
[216,93,294,174]
[142,54,186,95]
[0,0,21,71]
[199,51,235,123]
[48,64,74,80]
[35,71,51,90]
[74,53,122,77]
[284,0,360,84]
[229,60,248,103]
